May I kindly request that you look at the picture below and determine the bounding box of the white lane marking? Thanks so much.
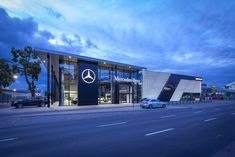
[194,111,203,114]
[231,113,235,115]
[0,137,17,142]
[204,118,217,122]
[97,122,127,127]
[160,115,175,119]
[145,128,175,136]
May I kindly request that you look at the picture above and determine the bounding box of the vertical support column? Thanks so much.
[59,64,62,106]
[47,53,50,108]
[129,71,132,103]
[114,65,119,104]
[111,66,115,104]
[77,59,79,106]
[131,71,134,104]
[136,70,139,103]
[51,65,54,105]
[68,58,71,106]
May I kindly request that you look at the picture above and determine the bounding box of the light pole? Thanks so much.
[12,75,18,103]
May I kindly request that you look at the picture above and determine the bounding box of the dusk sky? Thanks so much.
[0,0,235,91]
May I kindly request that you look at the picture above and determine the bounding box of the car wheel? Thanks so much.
[39,102,45,107]
[149,105,153,109]
[17,103,23,108]
[162,104,166,108]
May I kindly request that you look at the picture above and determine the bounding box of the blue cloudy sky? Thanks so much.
[0,0,235,90]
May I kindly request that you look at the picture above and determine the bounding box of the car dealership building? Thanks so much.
[37,48,202,106]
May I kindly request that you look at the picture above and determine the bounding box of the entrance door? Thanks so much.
[119,83,132,103]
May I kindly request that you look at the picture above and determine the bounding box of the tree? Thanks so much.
[11,46,41,97]
[0,59,15,93]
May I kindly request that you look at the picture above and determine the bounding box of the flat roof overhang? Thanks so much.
[35,47,146,70]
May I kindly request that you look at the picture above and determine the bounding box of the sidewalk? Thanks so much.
[0,103,141,117]
[1,100,234,117]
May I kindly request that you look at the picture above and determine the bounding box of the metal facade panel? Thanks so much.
[78,61,98,105]
[142,70,170,99]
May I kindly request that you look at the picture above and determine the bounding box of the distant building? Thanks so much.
[224,82,235,90]
[201,84,212,100]
[224,82,235,100]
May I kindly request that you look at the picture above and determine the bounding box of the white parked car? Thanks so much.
[140,99,167,109]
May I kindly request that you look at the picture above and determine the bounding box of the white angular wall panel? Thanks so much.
[142,70,170,99]
[170,79,201,101]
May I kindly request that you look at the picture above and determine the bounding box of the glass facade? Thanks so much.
[59,58,78,106]
[98,65,142,104]
[98,66,113,104]
[58,57,142,106]
[181,93,200,101]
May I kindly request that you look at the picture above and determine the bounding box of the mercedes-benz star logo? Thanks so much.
[81,69,96,84]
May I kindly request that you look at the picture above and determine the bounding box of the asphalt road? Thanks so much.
[0,101,235,157]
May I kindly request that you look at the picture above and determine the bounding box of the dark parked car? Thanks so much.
[12,98,46,108]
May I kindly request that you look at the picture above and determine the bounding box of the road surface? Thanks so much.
[0,101,235,157]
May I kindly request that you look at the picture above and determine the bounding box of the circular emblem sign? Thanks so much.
[81,69,96,84]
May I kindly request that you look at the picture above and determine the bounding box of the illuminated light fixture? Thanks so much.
[195,78,203,81]
[43,60,46,63]
[103,62,106,64]
[13,89,16,92]
[69,56,72,59]
[13,75,18,79]
[164,87,171,91]
[129,66,131,68]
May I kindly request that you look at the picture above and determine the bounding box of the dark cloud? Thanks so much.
[39,30,54,40]
[86,39,98,49]
[0,8,98,90]
[61,33,98,50]
[61,33,80,47]
[44,7,64,20]
[0,8,55,58]
[0,7,98,58]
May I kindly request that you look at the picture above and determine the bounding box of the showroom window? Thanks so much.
[98,66,112,104]
[59,58,78,106]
